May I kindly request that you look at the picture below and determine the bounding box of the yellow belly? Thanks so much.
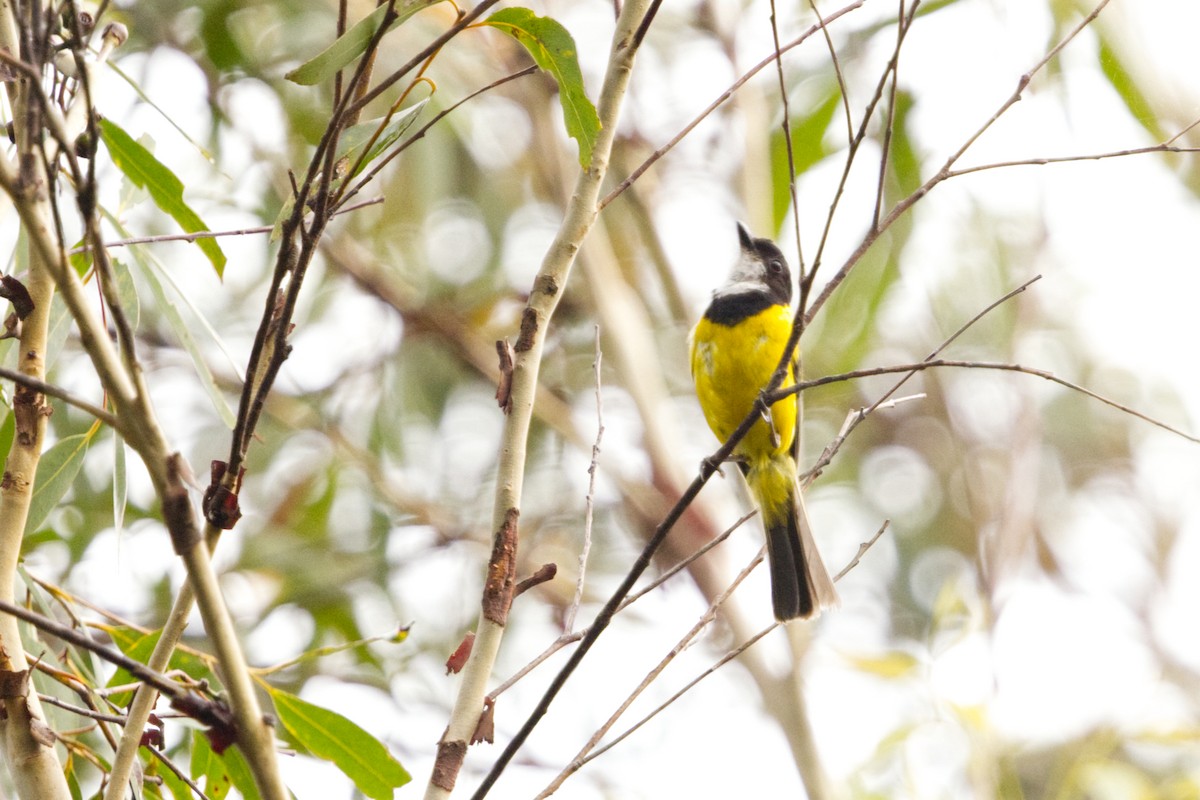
[689,304,797,462]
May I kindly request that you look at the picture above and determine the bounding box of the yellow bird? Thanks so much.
[689,223,838,620]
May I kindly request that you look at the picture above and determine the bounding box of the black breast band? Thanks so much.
[704,290,776,326]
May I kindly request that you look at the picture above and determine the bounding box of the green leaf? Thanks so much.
[68,238,90,276]
[485,8,599,168]
[152,756,194,800]
[771,85,841,231]
[337,100,428,180]
[268,687,410,799]
[65,756,83,800]
[286,0,442,85]
[106,628,218,707]
[0,411,13,466]
[191,730,232,800]
[25,433,92,535]
[105,630,161,707]
[886,90,920,199]
[113,432,127,538]
[221,744,262,800]
[101,211,239,428]
[128,251,238,428]
[113,257,141,332]
[98,119,227,277]
[1098,37,1166,143]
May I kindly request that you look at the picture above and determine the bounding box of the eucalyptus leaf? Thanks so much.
[286,0,442,86]
[484,8,599,168]
[25,433,91,535]
[99,119,227,277]
[268,687,410,799]
[337,99,428,179]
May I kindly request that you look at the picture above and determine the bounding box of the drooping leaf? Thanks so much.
[113,257,141,333]
[485,8,600,168]
[107,61,215,163]
[771,84,842,231]
[113,432,127,539]
[98,119,227,277]
[286,0,442,85]
[65,755,83,800]
[885,89,920,200]
[268,687,411,799]
[25,432,92,535]
[125,247,238,428]
[98,211,239,427]
[1098,37,1166,143]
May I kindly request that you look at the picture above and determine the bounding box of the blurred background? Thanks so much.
[6,0,1200,796]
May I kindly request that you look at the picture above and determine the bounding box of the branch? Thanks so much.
[564,327,604,633]
[432,0,656,795]
[535,544,766,797]
[598,0,867,211]
[943,143,1200,179]
[0,599,233,735]
[804,0,1114,325]
[487,512,755,701]
[0,366,120,430]
[69,197,385,254]
[538,518,890,794]
[775,358,1200,445]
[0,5,88,795]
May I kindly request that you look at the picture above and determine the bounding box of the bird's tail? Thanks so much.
[744,454,839,620]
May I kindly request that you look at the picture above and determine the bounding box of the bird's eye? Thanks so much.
[769,260,783,274]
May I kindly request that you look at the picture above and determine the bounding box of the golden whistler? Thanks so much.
[689,223,839,620]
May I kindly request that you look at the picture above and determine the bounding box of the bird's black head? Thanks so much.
[733,222,792,306]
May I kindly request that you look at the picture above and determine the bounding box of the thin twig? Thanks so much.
[803,0,1113,327]
[1165,114,1200,146]
[348,0,504,116]
[339,67,537,210]
[776,358,1200,445]
[36,694,126,725]
[805,1,917,295]
[565,326,604,632]
[871,0,908,229]
[535,543,766,797]
[810,0,854,144]
[0,600,198,702]
[68,197,385,254]
[599,0,867,211]
[943,143,1200,179]
[769,0,808,272]
[488,512,755,700]
[833,520,890,581]
[573,622,777,766]
[559,518,890,780]
[0,366,120,430]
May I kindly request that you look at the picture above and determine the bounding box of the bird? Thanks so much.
[688,222,839,620]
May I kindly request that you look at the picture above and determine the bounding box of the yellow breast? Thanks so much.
[689,303,797,462]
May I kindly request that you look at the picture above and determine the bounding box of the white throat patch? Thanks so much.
[715,249,768,298]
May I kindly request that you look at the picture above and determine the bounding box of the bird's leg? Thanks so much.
[756,394,781,450]
[700,453,748,479]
